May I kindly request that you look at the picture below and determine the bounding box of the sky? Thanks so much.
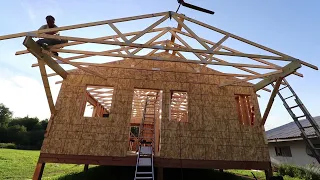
[0,0,319,130]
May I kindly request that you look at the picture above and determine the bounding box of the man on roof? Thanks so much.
[36,15,68,56]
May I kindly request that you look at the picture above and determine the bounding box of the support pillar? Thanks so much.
[157,167,163,180]
[33,162,45,180]
[265,162,273,180]
[84,164,89,172]
[219,169,223,172]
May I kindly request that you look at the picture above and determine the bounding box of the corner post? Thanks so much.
[84,164,89,172]
[33,162,45,180]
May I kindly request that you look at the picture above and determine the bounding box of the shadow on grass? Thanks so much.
[58,166,249,180]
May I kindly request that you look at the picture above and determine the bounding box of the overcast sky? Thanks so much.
[0,0,319,130]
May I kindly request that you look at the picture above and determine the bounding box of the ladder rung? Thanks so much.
[289,105,299,109]
[135,177,153,179]
[279,85,288,91]
[136,172,152,175]
[284,95,295,100]
[302,125,313,129]
[296,115,306,119]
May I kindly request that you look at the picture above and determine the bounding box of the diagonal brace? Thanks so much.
[23,36,68,79]
[260,78,283,126]
[254,60,301,92]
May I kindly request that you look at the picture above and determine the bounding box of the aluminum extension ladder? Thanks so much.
[134,95,157,180]
[274,78,320,163]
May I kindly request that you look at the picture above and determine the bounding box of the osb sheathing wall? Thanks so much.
[41,52,269,162]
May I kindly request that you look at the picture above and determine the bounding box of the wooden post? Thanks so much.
[265,162,273,180]
[84,164,89,172]
[33,162,45,180]
[157,167,163,180]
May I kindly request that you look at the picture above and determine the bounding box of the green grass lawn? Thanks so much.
[227,169,305,180]
[0,148,303,180]
[0,149,83,180]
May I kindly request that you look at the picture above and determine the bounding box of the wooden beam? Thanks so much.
[42,50,109,81]
[86,92,98,107]
[16,27,167,55]
[108,22,129,42]
[23,36,68,79]
[129,14,169,43]
[33,33,290,61]
[33,162,45,180]
[260,78,283,126]
[172,14,211,51]
[170,16,184,55]
[254,60,301,91]
[219,70,283,87]
[131,28,169,58]
[53,48,278,69]
[0,12,168,40]
[46,61,264,78]
[169,30,206,61]
[32,40,164,67]
[175,13,318,70]
[37,59,56,114]
[175,30,304,78]
[202,34,229,68]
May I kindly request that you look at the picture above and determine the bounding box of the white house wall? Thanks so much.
[268,140,319,167]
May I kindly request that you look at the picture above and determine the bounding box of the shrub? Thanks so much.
[0,143,17,149]
[277,164,320,180]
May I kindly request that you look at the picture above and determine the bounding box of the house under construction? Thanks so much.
[0,11,318,180]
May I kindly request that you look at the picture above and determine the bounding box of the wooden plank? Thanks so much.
[32,40,164,67]
[0,12,168,40]
[54,48,278,69]
[254,60,301,91]
[108,22,129,42]
[16,27,167,55]
[219,70,283,87]
[235,96,244,125]
[240,95,249,125]
[176,13,318,70]
[169,30,205,61]
[129,14,169,43]
[172,14,211,50]
[37,59,56,114]
[220,46,303,77]
[202,34,229,68]
[42,50,109,81]
[175,30,304,78]
[46,61,261,78]
[131,29,169,55]
[34,33,290,61]
[32,163,45,180]
[86,92,98,107]
[23,36,68,79]
[260,78,282,126]
[170,16,184,55]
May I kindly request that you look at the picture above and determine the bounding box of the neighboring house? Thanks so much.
[266,116,320,167]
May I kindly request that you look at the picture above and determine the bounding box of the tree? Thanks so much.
[0,103,12,127]
[9,116,39,131]
[7,125,28,144]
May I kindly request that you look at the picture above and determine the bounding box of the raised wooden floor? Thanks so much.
[38,153,271,170]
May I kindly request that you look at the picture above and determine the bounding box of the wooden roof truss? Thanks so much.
[0,11,317,116]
